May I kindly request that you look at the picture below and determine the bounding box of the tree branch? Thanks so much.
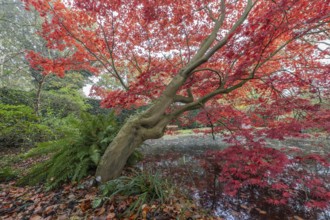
[98,18,129,91]
[181,0,255,78]
[190,0,227,63]
[48,3,129,90]
[201,0,255,63]
[192,68,224,87]
[171,77,251,117]
[173,88,194,103]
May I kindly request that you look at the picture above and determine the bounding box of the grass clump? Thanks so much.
[95,171,169,216]
[0,167,18,182]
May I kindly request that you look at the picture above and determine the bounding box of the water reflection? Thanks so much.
[138,149,330,220]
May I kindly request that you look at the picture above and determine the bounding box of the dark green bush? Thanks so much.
[0,87,89,118]
[40,88,89,117]
[19,112,120,189]
[86,98,148,123]
[0,88,34,107]
[86,98,113,116]
[0,103,52,148]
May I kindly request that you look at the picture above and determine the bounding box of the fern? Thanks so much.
[19,112,120,189]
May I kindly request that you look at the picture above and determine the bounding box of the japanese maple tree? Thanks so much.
[23,0,330,182]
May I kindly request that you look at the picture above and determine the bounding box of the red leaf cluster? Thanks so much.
[201,146,330,210]
[21,0,330,117]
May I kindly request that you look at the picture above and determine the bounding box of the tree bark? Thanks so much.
[95,112,169,182]
[34,80,43,116]
[95,118,143,182]
[96,72,188,182]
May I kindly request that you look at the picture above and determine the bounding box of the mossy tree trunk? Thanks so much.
[95,74,187,182]
[95,113,169,182]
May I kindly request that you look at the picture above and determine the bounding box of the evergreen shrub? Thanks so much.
[0,103,51,148]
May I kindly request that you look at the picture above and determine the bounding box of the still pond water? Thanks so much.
[138,135,330,220]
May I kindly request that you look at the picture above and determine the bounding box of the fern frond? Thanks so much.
[20,112,121,189]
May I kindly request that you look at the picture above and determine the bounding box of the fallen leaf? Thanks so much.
[130,214,138,219]
[255,207,267,215]
[79,199,91,212]
[59,203,67,210]
[142,210,148,219]
[175,203,182,211]
[96,206,106,216]
[33,205,43,214]
[184,210,192,217]
[231,210,240,216]
[141,204,149,211]
[68,194,75,199]
[117,201,127,211]
[106,212,116,220]
[240,204,249,210]
[108,204,115,212]
[57,214,69,220]
[30,214,42,220]
[44,204,57,215]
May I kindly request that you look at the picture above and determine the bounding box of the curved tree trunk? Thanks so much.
[96,74,189,182]
[95,119,144,182]
[95,112,169,182]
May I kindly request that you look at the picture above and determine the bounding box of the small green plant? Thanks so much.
[96,171,169,216]
[126,150,144,166]
[19,112,120,189]
[0,154,24,182]
[0,167,18,182]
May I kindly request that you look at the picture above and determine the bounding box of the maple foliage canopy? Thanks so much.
[23,0,330,143]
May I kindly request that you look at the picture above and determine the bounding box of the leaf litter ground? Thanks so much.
[0,155,219,220]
